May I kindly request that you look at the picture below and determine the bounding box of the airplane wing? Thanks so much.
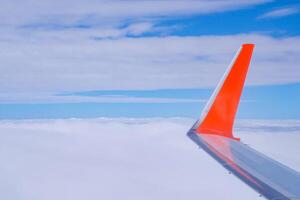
[187,44,300,200]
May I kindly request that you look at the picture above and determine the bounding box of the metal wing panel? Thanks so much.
[187,130,300,200]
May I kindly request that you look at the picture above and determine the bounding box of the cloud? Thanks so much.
[124,22,153,36]
[235,119,300,133]
[0,1,270,40]
[0,0,269,26]
[1,0,295,104]
[0,91,205,103]
[1,33,300,94]
[258,7,300,19]
[0,118,299,200]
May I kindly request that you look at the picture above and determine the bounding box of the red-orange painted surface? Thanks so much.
[196,44,254,139]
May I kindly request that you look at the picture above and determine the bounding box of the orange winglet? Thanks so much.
[195,44,255,140]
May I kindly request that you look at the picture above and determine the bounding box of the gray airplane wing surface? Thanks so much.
[187,44,300,200]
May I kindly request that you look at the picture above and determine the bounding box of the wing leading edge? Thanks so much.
[188,44,300,200]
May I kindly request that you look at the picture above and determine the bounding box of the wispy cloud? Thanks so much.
[0,0,269,26]
[0,91,206,104]
[0,0,270,40]
[258,7,300,19]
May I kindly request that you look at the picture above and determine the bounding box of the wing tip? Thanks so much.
[194,43,255,140]
[242,43,255,51]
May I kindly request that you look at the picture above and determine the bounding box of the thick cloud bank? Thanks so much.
[0,118,299,200]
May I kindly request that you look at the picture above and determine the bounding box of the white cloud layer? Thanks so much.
[1,33,300,93]
[0,118,299,200]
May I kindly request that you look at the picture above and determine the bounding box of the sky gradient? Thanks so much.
[0,0,299,119]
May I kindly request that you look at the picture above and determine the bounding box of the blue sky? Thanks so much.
[1,83,300,119]
[0,0,300,119]
[155,1,300,37]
